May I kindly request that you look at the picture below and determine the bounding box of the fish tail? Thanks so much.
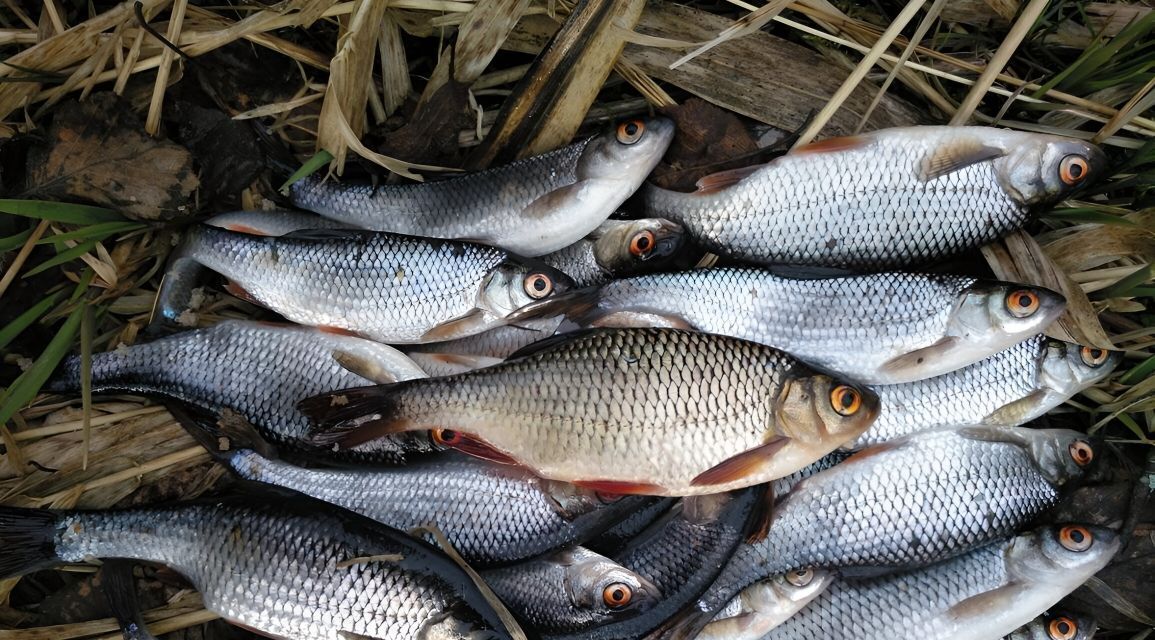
[149,227,211,334]
[298,384,422,449]
[0,506,63,578]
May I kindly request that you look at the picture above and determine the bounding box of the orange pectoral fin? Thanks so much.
[691,437,791,487]
[572,479,666,495]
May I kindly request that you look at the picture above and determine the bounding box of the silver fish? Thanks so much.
[404,316,565,377]
[49,320,430,464]
[289,118,676,256]
[701,569,834,640]
[0,493,515,640]
[856,336,1122,447]
[302,329,879,497]
[155,225,574,343]
[677,426,1097,637]
[483,547,661,635]
[539,218,685,287]
[540,267,1065,384]
[1004,611,1097,640]
[758,525,1119,640]
[644,126,1105,269]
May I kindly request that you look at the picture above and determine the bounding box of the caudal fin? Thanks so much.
[298,385,417,450]
[0,506,63,578]
[167,402,278,461]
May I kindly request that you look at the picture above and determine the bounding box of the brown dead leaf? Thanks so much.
[1042,210,1155,273]
[25,93,199,221]
[981,230,1115,349]
[648,97,760,191]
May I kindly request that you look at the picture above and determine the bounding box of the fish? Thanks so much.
[563,486,772,640]
[101,560,159,640]
[301,328,880,496]
[536,267,1065,384]
[671,426,1098,638]
[483,547,661,635]
[289,117,676,256]
[584,498,677,558]
[0,490,516,640]
[756,524,1119,640]
[855,335,1122,447]
[153,224,573,343]
[699,569,834,640]
[643,126,1105,270]
[48,320,432,465]
[404,316,566,377]
[205,209,354,235]
[538,218,685,288]
[180,405,660,567]
[1004,610,1097,640]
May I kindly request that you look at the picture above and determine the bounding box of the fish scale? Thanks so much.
[27,495,514,639]
[547,268,1063,384]
[48,321,430,464]
[643,127,1103,269]
[686,427,1091,633]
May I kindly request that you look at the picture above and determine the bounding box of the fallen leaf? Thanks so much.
[25,93,199,221]
[648,97,761,191]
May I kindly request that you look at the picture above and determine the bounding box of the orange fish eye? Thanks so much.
[785,569,813,587]
[1060,155,1089,186]
[1058,525,1093,552]
[433,429,462,446]
[524,273,554,299]
[603,582,633,609]
[1005,289,1040,318]
[1068,440,1094,467]
[830,386,862,416]
[1080,346,1109,367]
[616,120,645,145]
[629,230,655,257]
[1047,615,1078,640]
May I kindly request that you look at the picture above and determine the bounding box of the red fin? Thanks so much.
[317,325,360,337]
[222,223,273,236]
[691,437,791,487]
[573,479,666,495]
[744,483,775,544]
[794,134,869,154]
[224,281,262,306]
[442,432,521,466]
[694,165,763,194]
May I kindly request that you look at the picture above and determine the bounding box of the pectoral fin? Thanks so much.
[877,337,960,377]
[919,139,1004,181]
[691,437,791,487]
[522,182,591,220]
[418,309,491,343]
[694,165,764,194]
[981,391,1047,425]
[589,309,695,330]
[332,350,400,384]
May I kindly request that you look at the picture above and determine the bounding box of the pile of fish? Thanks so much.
[4,119,1122,640]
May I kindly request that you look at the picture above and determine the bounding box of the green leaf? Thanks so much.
[0,291,66,351]
[0,200,124,224]
[1043,209,1138,226]
[0,228,32,252]
[279,150,334,195]
[1117,412,1151,440]
[1120,356,1155,386]
[0,304,84,427]
[22,238,98,278]
[36,221,145,244]
[1097,264,1154,299]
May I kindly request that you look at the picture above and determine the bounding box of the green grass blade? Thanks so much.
[0,228,32,252]
[36,221,146,244]
[279,150,334,194]
[1043,209,1138,225]
[1120,356,1155,386]
[0,291,66,351]
[0,200,124,224]
[1097,264,1154,299]
[0,304,84,427]
[22,239,98,278]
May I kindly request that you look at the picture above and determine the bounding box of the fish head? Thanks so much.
[995,136,1106,205]
[561,547,662,625]
[577,117,676,185]
[946,282,1066,352]
[752,568,834,614]
[1007,524,1120,585]
[774,373,880,444]
[480,259,575,321]
[1040,339,1122,393]
[957,426,1098,485]
[591,218,686,276]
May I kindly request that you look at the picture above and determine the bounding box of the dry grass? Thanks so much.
[0,0,1152,636]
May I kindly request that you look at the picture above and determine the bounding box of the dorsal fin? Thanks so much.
[694,165,765,194]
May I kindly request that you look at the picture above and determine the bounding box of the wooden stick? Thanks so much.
[145,0,188,136]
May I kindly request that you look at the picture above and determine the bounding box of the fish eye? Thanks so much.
[1068,440,1094,467]
[629,230,655,257]
[1047,615,1078,640]
[830,385,862,416]
[785,569,814,587]
[616,120,645,145]
[1005,289,1040,318]
[1080,346,1109,367]
[602,582,633,609]
[1060,155,1089,186]
[433,429,462,446]
[524,273,554,299]
[1058,525,1093,552]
